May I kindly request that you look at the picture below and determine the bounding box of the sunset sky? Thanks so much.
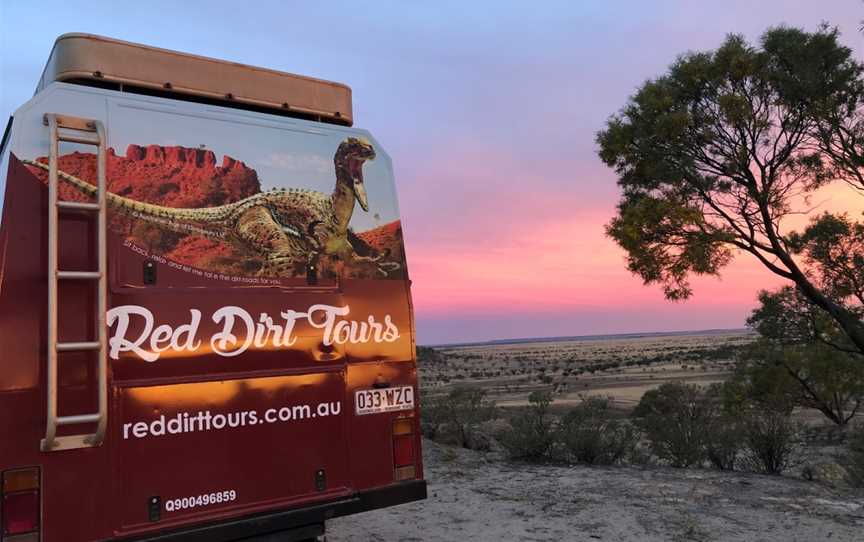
[1,1,862,344]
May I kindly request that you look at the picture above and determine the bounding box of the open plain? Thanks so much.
[329,330,864,541]
[420,330,754,410]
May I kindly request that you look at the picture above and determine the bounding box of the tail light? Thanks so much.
[1,467,40,541]
[392,417,416,481]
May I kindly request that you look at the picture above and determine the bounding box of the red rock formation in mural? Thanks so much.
[24,146,405,279]
[25,146,262,274]
[27,145,261,207]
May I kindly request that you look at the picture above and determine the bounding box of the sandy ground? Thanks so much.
[327,439,864,542]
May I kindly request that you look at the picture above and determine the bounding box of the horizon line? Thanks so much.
[424,326,754,349]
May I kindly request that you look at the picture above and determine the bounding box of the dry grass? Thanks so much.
[419,331,754,411]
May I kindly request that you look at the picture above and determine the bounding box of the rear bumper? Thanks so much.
[119,480,427,542]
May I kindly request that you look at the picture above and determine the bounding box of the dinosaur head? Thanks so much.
[335,137,376,212]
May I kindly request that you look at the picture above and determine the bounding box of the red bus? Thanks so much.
[0,33,425,542]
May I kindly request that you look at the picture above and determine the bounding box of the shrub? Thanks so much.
[421,386,496,448]
[702,384,746,471]
[843,423,864,487]
[500,390,557,462]
[632,382,711,468]
[703,416,744,471]
[741,409,800,475]
[559,397,639,465]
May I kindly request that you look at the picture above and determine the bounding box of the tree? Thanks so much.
[788,213,864,340]
[742,287,864,426]
[597,26,864,354]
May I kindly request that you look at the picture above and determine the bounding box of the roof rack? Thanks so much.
[37,33,353,126]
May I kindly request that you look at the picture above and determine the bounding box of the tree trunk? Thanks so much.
[756,200,864,357]
[792,274,864,356]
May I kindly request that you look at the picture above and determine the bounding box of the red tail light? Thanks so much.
[392,417,416,480]
[2,491,39,536]
[2,468,40,538]
[393,435,415,466]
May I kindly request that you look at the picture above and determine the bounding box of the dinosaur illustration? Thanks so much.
[24,137,398,277]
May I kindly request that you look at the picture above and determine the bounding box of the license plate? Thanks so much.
[355,386,415,415]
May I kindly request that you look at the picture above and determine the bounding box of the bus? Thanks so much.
[0,33,425,542]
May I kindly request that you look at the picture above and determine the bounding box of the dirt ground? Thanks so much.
[327,439,864,542]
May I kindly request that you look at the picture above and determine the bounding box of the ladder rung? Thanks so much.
[49,114,98,132]
[58,134,100,146]
[58,201,100,211]
[57,413,101,426]
[57,271,102,280]
[43,112,109,453]
[57,341,101,352]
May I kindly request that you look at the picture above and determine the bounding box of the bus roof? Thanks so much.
[37,33,353,126]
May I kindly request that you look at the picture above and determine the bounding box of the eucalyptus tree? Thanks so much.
[597,26,864,353]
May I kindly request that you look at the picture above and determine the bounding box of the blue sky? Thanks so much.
[2,1,863,343]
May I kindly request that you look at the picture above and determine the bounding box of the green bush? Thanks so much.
[500,390,557,462]
[632,382,712,468]
[559,397,639,465]
[702,384,745,471]
[421,386,496,448]
[741,409,800,475]
[703,417,744,471]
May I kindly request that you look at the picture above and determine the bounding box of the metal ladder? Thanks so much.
[41,113,108,452]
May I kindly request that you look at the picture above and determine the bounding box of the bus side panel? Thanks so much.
[0,155,113,542]
[113,372,352,536]
[343,279,424,490]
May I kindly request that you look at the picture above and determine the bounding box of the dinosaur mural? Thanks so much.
[23,137,406,281]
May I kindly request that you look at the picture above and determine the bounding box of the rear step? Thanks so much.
[41,113,109,452]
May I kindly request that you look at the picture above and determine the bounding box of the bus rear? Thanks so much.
[0,33,425,542]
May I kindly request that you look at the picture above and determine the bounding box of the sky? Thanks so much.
[1,1,863,344]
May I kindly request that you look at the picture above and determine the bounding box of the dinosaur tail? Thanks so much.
[22,159,234,231]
